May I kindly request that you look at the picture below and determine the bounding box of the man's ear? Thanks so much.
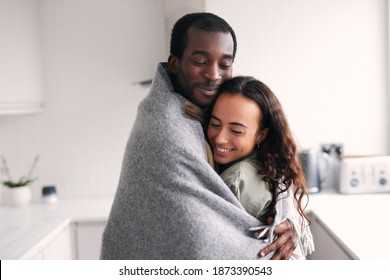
[167,55,178,73]
[256,128,269,144]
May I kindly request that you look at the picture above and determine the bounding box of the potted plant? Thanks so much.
[1,155,39,206]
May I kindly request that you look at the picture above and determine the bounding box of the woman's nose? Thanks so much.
[214,129,228,144]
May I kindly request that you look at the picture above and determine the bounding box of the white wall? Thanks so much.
[0,0,388,200]
[206,0,389,156]
[0,0,165,200]
[163,0,205,56]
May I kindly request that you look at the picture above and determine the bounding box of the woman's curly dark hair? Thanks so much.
[206,76,310,226]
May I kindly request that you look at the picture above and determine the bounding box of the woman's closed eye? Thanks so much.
[231,129,243,135]
[209,122,221,128]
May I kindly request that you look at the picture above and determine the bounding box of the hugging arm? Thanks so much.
[258,218,297,260]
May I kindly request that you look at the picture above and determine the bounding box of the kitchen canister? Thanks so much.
[42,185,58,204]
[299,148,330,193]
[321,143,343,190]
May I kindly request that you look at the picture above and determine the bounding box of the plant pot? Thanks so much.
[7,186,32,206]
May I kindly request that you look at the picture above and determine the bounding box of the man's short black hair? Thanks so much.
[170,12,237,60]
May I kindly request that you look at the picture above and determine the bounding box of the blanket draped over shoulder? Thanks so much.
[100,63,313,260]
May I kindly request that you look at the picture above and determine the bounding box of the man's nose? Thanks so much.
[204,63,221,81]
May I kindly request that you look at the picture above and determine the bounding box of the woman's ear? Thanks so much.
[256,128,269,144]
[167,55,178,73]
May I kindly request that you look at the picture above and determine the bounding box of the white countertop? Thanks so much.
[0,197,113,260]
[308,189,390,260]
[0,191,389,260]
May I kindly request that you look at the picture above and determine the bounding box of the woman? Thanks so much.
[206,76,314,259]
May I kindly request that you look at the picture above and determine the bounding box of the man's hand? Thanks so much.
[258,218,297,260]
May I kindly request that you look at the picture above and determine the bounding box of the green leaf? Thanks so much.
[2,178,34,188]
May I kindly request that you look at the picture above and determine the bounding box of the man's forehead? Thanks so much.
[185,28,234,56]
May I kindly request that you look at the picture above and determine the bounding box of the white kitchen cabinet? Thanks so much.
[19,221,77,260]
[0,0,44,115]
[41,223,76,260]
[75,221,106,260]
[307,212,357,260]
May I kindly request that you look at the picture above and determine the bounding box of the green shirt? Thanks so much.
[220,155,273,222]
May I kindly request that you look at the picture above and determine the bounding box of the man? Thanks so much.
[101,12,300,260]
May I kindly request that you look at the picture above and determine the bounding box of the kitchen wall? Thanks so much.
[0,0,388,200]
[0,0,166,200]
[205,0,389,156]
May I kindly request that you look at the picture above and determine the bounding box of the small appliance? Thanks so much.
[339,156,390,194]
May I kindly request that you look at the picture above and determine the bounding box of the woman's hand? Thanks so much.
[258,218,297,260]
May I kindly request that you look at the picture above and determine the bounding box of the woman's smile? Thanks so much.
[215,146,234,153]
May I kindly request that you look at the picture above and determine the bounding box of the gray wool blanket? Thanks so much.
[100,63,313,260]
